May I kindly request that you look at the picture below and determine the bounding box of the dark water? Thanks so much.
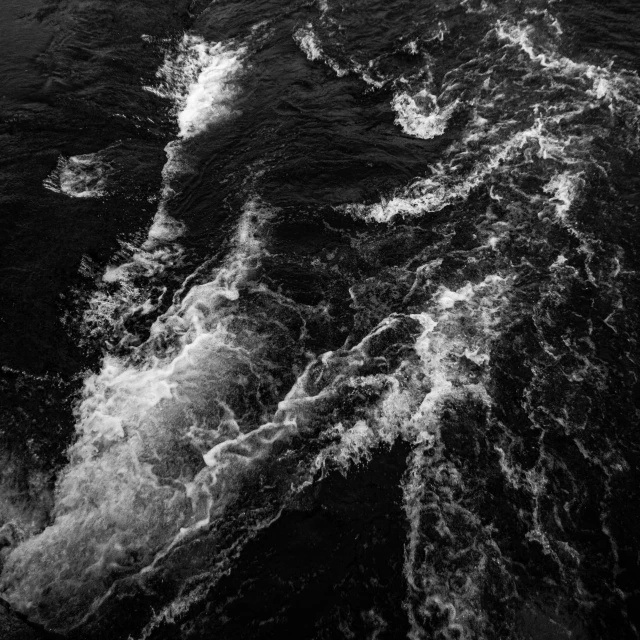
[1,0,640,638]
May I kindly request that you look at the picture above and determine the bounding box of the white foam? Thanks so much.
[392,91,458,139]
[344,118,572,223]
[405,41,419,55]
[397,277,510,640]
[341,11,640,227]
[0,198,289,625]
[495,18,640,112]
[293,24,349,77]
[78,35,247,348]
[309,271,509,483]
[543,171,582,224]
[298,273,510,637]
[43,153,109,198]
[139,34,245,247]
[146,34,245,139]
[175,44,244,139]
[294,24,323,61]
[461,0,495,15]
[437,282,475,309]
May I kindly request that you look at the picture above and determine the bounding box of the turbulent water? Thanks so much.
[1,0,640,638]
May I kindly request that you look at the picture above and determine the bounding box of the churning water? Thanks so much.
[1,0,640,638]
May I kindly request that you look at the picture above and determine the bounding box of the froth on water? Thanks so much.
[2,0,640,637]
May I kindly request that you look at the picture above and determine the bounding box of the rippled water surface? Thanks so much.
[1,1,640,638]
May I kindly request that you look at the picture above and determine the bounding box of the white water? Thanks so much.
[293,23,349,77]
[342,13,640,226]
[145,34,245,141]
[0,33,256,624]
[6,4,640,635]
[141,34,246,247]
[80,35,247,349]
[0,198,293,624]
[43,153,109,198]
[300,9,640,638]
[392,91,458,140]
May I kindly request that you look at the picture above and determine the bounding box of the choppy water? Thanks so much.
[1,0,640,638]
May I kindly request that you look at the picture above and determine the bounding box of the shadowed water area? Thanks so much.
[1,0,640,638]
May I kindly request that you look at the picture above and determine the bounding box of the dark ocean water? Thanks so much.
[1,0,640,638]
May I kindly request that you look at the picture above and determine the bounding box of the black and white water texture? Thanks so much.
[1,0,640,638]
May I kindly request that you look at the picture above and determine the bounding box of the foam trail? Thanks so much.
[400,278,507,640]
